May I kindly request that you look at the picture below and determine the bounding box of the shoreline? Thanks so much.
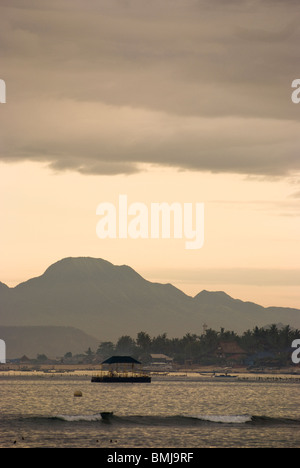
[0,364,299,383]
[1,362,299,374]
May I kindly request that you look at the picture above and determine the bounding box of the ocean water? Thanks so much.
[0,373,299,448]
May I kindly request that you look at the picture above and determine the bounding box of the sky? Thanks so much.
[0,0,300,308]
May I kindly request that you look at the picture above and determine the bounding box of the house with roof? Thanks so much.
[149,354,174,369]
[214,341,248,364]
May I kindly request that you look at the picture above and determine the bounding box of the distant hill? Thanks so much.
[0,257,299,345]
[0,326,99,359]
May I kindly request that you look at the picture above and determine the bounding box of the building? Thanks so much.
[214,341,248,364]
[149,354,174,369]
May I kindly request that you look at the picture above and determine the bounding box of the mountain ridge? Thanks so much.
[0,257,299,340]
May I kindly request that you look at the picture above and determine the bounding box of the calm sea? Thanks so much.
[0,373,299,449]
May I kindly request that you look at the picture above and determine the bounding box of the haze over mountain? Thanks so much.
[0,326,99,360]
[0,258,299,345]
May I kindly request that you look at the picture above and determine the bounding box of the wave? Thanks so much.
[50,413,300,427]
[55,414,103,422]
[194,414,252,424]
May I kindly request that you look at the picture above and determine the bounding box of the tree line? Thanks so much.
[92,324,299,366]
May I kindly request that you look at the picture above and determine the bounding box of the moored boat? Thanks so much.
[91,356,151,383]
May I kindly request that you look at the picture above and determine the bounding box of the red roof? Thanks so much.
[216,342,247,355]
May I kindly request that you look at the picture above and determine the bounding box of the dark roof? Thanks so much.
[102,356,141,365]
[216,342,247,355]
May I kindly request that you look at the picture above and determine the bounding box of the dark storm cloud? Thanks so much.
[1,0,300,176]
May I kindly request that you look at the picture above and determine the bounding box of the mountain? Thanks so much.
[193,290,300,332]
[0,326,99,359]
[0,257,299,344]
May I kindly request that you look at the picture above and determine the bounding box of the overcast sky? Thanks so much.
[0,0,300,309]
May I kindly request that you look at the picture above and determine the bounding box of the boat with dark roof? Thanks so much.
[91,356,151,383]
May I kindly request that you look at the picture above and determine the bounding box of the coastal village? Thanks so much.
[1,325,299,376]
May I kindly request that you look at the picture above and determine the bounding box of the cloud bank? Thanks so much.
[1,0,300,177]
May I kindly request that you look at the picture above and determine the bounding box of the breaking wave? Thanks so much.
[50,413,300,427]
[55,414,103,422]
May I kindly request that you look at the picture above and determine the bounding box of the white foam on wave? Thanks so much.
[194,414,252,424]
[56,413,253,425]
[57,413,102,422]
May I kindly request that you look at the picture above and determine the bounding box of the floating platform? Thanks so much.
[91,356,151,383]
[91,375,151,383]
